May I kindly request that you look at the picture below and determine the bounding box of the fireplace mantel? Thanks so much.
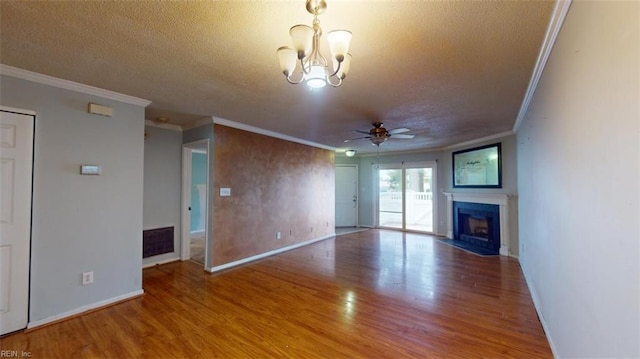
[443,192,514,256]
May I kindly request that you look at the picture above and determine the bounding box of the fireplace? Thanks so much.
[453,201,500,255]
[444,193,513,256]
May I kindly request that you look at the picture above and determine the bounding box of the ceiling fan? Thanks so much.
[344,122,415,146]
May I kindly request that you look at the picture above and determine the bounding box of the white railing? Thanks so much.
[380,191,432,203]
[379,191,434,231]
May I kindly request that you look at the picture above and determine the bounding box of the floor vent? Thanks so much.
[143,226,174,258]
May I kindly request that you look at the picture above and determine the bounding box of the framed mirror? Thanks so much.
[452,143,502,188]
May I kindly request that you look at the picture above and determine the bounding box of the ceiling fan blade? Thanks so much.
[353,130,371,135]
[391,134,415,139]
[388,128,410,134]
[344,136,371,143]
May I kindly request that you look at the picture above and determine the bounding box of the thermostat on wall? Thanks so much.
[80,165,101,175]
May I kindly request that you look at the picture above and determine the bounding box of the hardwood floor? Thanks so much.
[1,229,551,358]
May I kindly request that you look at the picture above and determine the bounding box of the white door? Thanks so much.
[335,165,358,227]
[0,109,34,335]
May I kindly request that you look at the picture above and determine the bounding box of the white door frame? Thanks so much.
[0,106,35,335]
[181,139,209,266]
[375,161,438,234]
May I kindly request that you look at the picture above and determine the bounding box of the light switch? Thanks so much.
[80,165,101,175]
[220,188,231,197]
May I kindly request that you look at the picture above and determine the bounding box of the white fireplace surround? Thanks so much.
[443,192,514,256]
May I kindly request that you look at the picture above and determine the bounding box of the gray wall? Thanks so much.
[518,1,639,357]
[143,125,182,266]
[1,75,145,322]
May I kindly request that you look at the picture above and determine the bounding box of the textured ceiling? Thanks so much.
[0,1,555,153]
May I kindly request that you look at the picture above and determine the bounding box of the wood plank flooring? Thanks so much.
[1,229,551,358]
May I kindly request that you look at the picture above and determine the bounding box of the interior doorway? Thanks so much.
[377,161,437,233]
[181,140,209,267]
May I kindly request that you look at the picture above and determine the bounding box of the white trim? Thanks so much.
[521,263,560,358]
[181,139,210,267]
[26,290,144,329]
[443,192,514,256]
[0,106,36,116]
[513,0,573,132]
[144,120,182,132]
[440,131,515,151]
[142,256,181,269]
[0,64,151,107]
[209,234,334,273]
[213,117,336,151]
[181,146,192,261]
[182,117,214,131]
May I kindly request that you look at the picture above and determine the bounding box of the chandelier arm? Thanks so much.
[326,75,343,87]
[284,72,305,85]
[327,59,343,78]
[300,57,311,75]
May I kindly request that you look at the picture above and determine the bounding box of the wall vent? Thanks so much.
[143,226,174,258]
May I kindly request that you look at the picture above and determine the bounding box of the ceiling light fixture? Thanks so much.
[345,149,357,157]
[277,0,352,89]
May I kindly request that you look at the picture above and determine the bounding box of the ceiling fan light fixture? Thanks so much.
[277,0,352,89]
[370,136,388,146]
[345,149,357,157]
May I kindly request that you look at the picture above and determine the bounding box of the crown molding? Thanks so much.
[144,120,182,132]
[440,130,515,151]
[513,0,573,132]
[0,64,151,107]
[213,117,336,151]
[181,116,215,131]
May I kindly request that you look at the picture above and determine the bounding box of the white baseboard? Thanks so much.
[27,289,144,330]
[209,234,334,273]
[142,256,181,268]
[520,262,559,358]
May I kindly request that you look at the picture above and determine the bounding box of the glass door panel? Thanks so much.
[378,169,403,229]
[405,167,433,232]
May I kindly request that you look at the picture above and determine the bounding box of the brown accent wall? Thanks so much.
[212,125,335,266]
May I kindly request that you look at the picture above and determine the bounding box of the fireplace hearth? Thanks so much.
[453,201,500,255]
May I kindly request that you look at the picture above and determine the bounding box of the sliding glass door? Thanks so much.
[378,162,436,233]
[379,168,404,229]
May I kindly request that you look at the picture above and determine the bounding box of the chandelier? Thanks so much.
[277,0,352,89]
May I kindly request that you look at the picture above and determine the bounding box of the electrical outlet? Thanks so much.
[276,231,282,240]
[82,271,94,286]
